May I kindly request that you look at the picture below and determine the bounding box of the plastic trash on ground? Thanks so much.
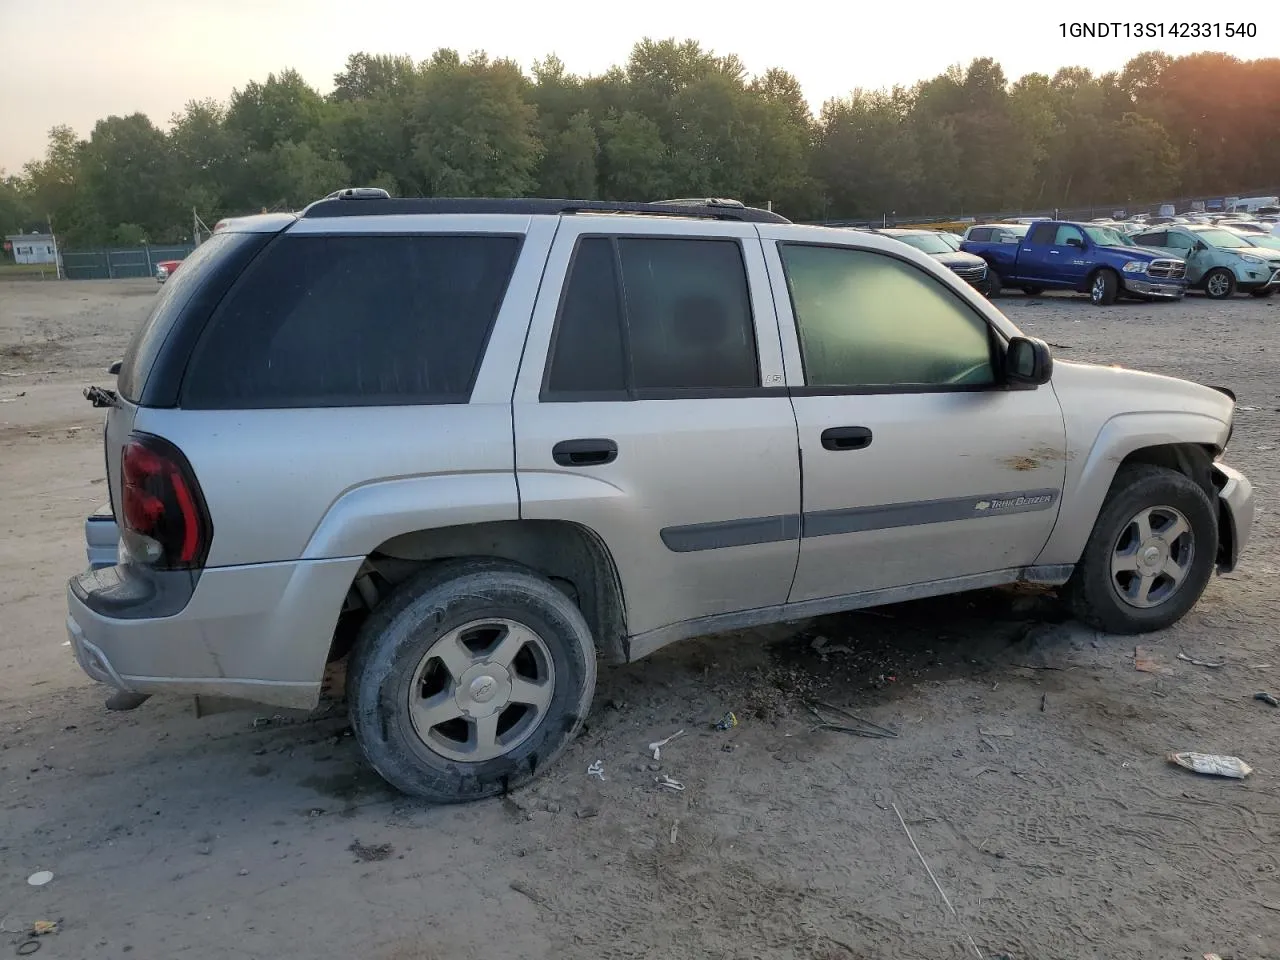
[1168,752,1253,779]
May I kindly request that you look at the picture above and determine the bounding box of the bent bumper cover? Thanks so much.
[1123,277,1185,299]
[65,555,363,710]
[1213,461,1254,572]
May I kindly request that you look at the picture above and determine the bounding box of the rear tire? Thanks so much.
[1249,287,1274,298]
[1203,268,1236,300]
[348,559,597,802]
[1064,464,1217,634]
[1089,270,1119,305]
[1022,285,1044,297]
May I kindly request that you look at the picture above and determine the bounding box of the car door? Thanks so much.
[1165,230,1206,283]
[513,217,801,648]
[758,229,1068,605]
[1012,222,1059,284]
[1047,223,1091,286]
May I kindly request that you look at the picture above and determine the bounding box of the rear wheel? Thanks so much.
[1249,287,1274,298]
[1022,285,1044,297]
[1203,268,1236,300]
[1064,464,1217,634]
[347,559,597,802]
[1089,270,1119,305]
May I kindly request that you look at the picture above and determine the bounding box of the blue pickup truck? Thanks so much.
[960,220,1188,304]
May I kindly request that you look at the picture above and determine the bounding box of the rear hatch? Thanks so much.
[103,223,289,518]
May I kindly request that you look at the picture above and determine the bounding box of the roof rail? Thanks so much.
[298,196,790,224]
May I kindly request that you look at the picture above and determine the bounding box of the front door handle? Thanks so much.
[552,438,618,467]
[820,426,873,451]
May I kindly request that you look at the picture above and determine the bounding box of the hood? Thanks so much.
[1097,244,1176,261]
[1051,360,1234,440]
[1235,247,1280,263]
[934,250,987,269]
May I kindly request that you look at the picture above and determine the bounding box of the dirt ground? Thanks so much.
[1,278,1278,960]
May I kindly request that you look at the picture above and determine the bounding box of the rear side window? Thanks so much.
[967,228,991,242]
[1027,223,1056,245]
[117,232,267,405]
[181,234,521,408]
[543,236,759,399]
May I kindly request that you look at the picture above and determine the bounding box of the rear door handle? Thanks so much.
[820,426,873,451]
[552,438,618,467]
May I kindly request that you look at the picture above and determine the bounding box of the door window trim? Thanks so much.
[777,241,1008,398]
[539,233,786,403]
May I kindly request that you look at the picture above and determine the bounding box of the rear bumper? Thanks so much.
[1213,460,1254,573]
[1123,277,1185,299]
[66,554,363,710]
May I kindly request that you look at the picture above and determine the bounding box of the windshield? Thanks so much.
[896,233,954,255]
[1197,228,1253,249]
[1084,226,1132,246]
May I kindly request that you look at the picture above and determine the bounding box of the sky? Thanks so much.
[1,0,1277,173]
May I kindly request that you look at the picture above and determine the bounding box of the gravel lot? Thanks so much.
[1,279,1277,960]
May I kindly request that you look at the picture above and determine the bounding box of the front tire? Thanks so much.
[1203,268,1236,300]
[1064,464,1217,634]
[985,269,1001,298]
[1089,270,1119,305]
[348,559,597,802]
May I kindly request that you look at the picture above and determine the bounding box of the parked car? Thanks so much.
[1235,232,1280,253]
[1129,224,1280,299]
[875,228,992,295]
[932,231,963,251]
[961,220,1187,303]
[69,193,1254,802]
[962,223,1029,244]
[155,259,183,283]
[1224,221,1271,235]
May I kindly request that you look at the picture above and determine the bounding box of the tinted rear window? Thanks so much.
[117,232,257,403]
[181,234,521,409]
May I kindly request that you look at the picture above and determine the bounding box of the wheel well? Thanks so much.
[327,520,628,666]
[1115,443,1216,500]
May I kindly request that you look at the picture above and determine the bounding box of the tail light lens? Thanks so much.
[120,434,212,570]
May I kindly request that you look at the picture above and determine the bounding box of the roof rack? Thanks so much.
[299,195,790,224]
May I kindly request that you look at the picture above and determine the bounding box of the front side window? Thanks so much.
[779,244,995,390]
[182,234,521,408]
[1165,231,1194,251]
[1053,225,1086,246]
[543,236,759,398]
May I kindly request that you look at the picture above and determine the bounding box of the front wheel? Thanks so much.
[1089,270,1119,305]
[347,559,597,802]
[1064,464,1217,634]
[1203,268,1237,300]
[985,269,1001,298]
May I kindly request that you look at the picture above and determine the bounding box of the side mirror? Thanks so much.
[1005,336,1053,387]
[1194,241,1207,252]
[1065,236,1084,249]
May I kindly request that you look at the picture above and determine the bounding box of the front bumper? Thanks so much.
[66,531,363,709]
[1123,277,1185,299]
[1213,460,1254,573]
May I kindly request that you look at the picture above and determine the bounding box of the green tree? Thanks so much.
[331,52,416,102]
[410,50,540,197]
[599,111,669,200]
[226,69,325,153]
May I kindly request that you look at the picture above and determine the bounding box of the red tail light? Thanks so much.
[120,434,212,570]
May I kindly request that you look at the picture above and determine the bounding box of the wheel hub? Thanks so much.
[1136,540,1167,574]
[454,662,512,718]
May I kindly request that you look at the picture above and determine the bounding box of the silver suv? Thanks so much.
[68,193,1255,802]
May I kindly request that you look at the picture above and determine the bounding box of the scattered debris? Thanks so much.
[26,872,52,887]
[28,922,56,937]
[1255,692,1280,708]
[648,729,685,761]
[1168,752,1253,779]
[892,803,984,959]
[1040,693,1047,713]
[1135,646,1173,675]
[670,820,680,844]
[806,701,898,739]
[654,774,685,792]
[1178,653,1226,669]
[809,635,829,652]
[509,880,547,906]
[979,725,1015,738]
[16,940,40,956]
[348,840,393,863]
[713,711,738,731]
[586,760,605,780]
[575,805,599,819]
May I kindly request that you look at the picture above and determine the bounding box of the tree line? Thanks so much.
[1,40,1277,247]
